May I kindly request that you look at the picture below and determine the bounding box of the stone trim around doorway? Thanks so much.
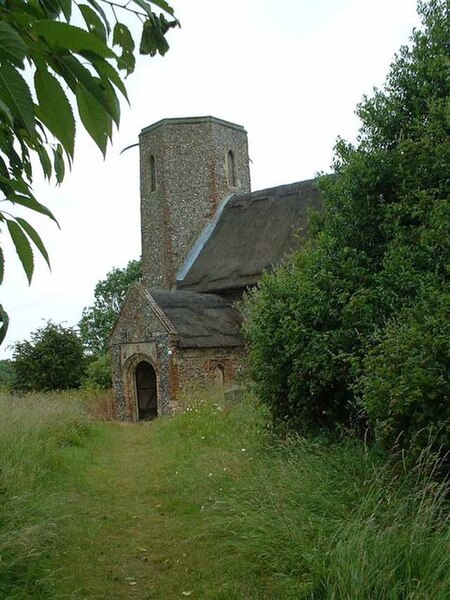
[122,352,160,421]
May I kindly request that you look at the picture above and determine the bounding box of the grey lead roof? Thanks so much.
[150,290,242,348]
[176,178,322,293]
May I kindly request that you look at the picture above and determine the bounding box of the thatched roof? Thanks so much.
[150,290,242,348]
[176,178,321,293]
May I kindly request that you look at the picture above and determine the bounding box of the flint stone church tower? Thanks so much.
[140,117,251,289]
[110,116,321,421]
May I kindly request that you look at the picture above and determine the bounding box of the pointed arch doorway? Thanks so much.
[135,361,158,420]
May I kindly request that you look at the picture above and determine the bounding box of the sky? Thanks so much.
[1,0,420,358]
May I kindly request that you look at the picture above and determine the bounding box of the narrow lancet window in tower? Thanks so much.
[226,150,236,187]
[150,155,157,192]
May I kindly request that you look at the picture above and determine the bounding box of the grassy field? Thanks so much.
[0,389,448,599]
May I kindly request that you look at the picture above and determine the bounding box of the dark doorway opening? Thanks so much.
[135,361,158,420]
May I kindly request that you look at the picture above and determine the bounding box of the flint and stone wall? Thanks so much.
[111,116,252,420]
[140,117,251,289]
[160,346,245,414]
[176,346,245,390]
[110,286,175,420]
[111,285,246,421]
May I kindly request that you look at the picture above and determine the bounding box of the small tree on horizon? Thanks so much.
[12,321,85,392]
[79,258,142,355]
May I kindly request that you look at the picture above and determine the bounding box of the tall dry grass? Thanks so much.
[0,392,92,597]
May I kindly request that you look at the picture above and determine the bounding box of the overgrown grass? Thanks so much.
[0,388,448,598]
[134,390,450,599]
[0,392,93,598]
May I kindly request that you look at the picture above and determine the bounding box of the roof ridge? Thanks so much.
[141,287,177,335]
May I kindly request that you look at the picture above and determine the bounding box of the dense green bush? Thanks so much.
[0,359,14,391]
[243,0,449,454]
[12,321,86,392]
[83,353,112,391]
[360,293,450,454]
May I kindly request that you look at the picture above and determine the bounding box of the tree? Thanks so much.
[12,321,85,391]
[0,358,14,390]
[79,258,141,354]
[243,0,449,454]
[83,352,112,389]
[0,0,178,340]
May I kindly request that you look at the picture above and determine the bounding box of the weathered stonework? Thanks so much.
[168,346,245,413]
[111,284,245,420]
[111,115,320,421]
[110,285,174,420]
[176,347,245,391]
[140,117,251,289]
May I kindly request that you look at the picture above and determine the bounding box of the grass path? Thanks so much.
[48,423,161,599]
[45,402,262,600]
[48,423,198,599]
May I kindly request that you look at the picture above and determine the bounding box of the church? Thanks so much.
[110,116,321,420]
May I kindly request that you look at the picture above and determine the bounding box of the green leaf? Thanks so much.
[132,0,154,18]
[0,98,13,125]
[18,137,32,179]
[15,217,51,269]
[59,55,119,124]
[0,63,35,135]
[76,85,111,156]
[6,219,34,283]
[33,21,114,58]
[148,0,174,15]
[113,22,135,53]
[35,68,76,158]
[0,21,27,66]
[36,144,53,179]
[158,13,179,35]
[0,246,4,285]
[53,143,65,183]
[116,48,136,76]
[86,0,111,35]
[0,173,32,195]
[91,56,129,101]
[0,303,9,346]
[0,156,8,178]
[59,0,72,21]
[79,4,107,42]
[113,22,135,76]
[140,17,169,57]
[39,0,61,18]
[0,135,24,176]
[8,193,59,225]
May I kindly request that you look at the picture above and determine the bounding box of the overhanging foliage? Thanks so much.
[0,0,178,340]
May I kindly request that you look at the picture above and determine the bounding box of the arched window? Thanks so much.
[226,150,236,187]
[150,155,156,192]
[212,364,225,386]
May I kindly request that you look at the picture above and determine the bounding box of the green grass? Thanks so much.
[0,392,94,598]
[0,389,448,599]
